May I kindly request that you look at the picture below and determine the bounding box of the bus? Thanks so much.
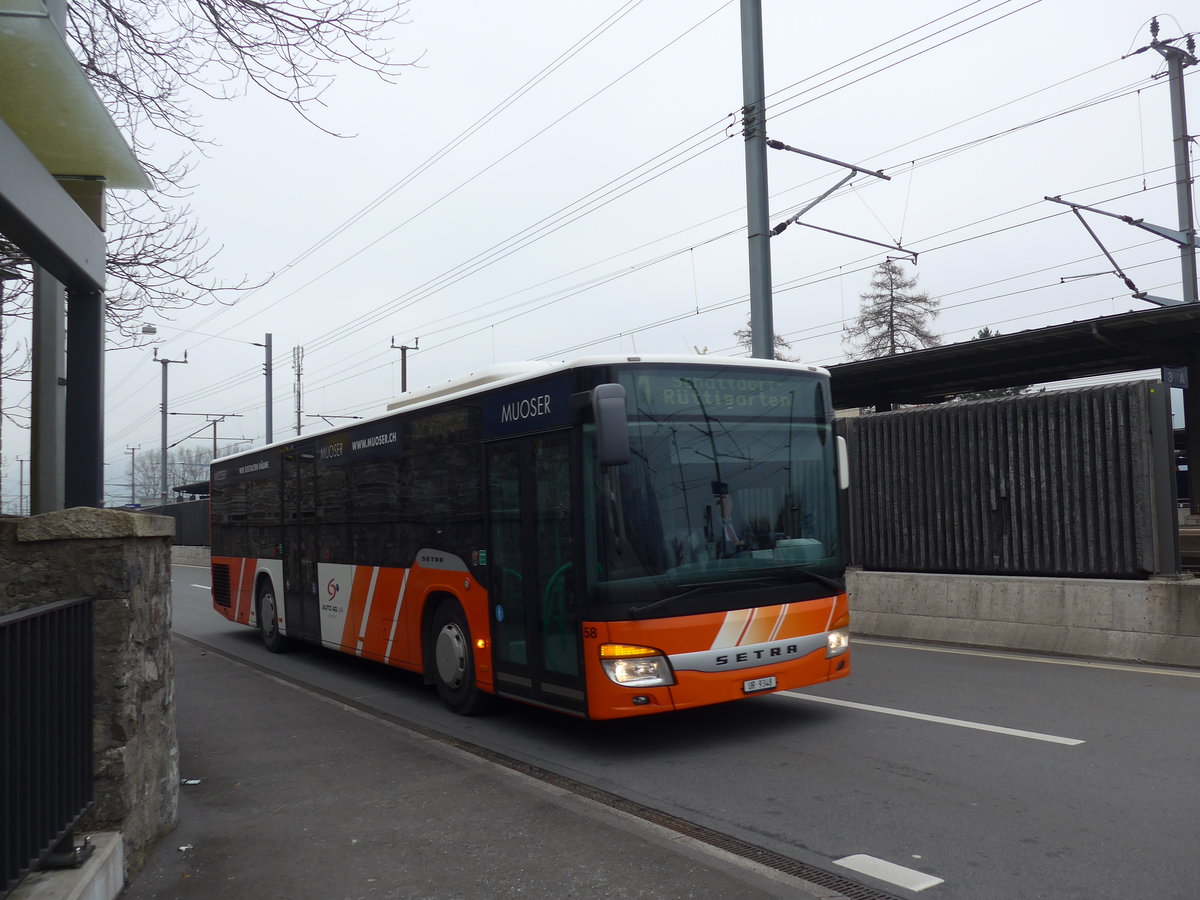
[209,355,851,719]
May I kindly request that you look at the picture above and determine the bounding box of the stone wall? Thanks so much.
[0,508,179,876]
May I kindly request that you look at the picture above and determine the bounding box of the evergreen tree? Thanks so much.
[843,260,940,359]
[956,327,1034,400]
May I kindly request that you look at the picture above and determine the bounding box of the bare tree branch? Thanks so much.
[0,1,417,427]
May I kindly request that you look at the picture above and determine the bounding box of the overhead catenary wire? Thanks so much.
[102,7,1188,456]
[105,152,1185,452]
[138,0,1037,369]
[108,106,1184,453]
[170,0,652,343]
[166,1,735,353]
[289,73,1179,396]
[113,0,1068,423]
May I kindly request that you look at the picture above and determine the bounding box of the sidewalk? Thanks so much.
[121,639,836,899]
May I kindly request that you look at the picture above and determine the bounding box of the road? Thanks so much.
[171,564,1200,899]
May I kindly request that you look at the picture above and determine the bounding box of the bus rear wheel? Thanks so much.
[431,601,489,715]
[257,580,292,653]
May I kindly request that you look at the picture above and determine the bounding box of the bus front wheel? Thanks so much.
[257,580,292,653]
[431,601,489,715]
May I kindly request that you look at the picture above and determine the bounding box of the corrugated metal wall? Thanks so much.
[136,499,209,546]
[841,382,1175,578]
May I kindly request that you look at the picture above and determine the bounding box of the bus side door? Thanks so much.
[486,431,585,714]
[282,442,321,641]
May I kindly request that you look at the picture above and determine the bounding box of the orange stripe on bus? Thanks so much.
[360,567,407,661]
[339,565,375,650]
[237,558,257,625]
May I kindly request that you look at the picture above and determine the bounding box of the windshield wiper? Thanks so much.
[627,564,847,619]
[757,565,845,593]
[628,585,715,619]
[628,568,844,619]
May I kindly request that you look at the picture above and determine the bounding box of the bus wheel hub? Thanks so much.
[435,623,467,687]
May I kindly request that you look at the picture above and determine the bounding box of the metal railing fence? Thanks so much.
[1,597,94,898]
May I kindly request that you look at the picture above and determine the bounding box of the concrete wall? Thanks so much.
[170,545,210,566]
[0,508,180,879]
[848,569,1200,667]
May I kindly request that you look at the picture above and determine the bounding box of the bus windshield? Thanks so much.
[585,365,843,616]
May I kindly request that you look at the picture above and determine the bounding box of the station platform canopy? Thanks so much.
[827,304,1200,410]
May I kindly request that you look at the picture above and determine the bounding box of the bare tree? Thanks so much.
[133,443,242,502]
[1,0,417,409]
[843,259,940,359]
[733,318,798,361]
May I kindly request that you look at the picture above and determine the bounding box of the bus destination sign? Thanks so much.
[624,369,818,418]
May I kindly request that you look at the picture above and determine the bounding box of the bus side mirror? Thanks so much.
[593,384,630,466]
[836,435,850,490]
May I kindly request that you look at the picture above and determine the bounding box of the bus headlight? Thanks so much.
[826,628,850,658]
[600,644,675,687]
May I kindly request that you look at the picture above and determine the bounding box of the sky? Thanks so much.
[10,0,1200,508]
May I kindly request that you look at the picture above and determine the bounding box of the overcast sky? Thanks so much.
[17,1,1200,506]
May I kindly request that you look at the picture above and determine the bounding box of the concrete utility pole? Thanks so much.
[1150,21,1198,304]
[293,346,304,436]
[390,337,419,393]
[740,0,774,359]
[126,446,138,506]
[1130,19,1200,514]
[154,349,187,504]
[253,332,273,444]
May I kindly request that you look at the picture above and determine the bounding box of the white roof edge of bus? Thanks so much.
[564,353,829,377]
[214,354,830,464]
[383,355,827,415]
[385,361,554,412]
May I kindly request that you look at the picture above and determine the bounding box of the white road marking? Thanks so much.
[835,854,943,892]
[855,637,1200,679]
[189,584,209,590]
[781,692,1085,745]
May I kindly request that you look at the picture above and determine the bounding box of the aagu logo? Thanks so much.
[321,578,343,613]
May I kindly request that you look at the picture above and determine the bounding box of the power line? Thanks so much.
[124,2,1073,398]
[167,1,730,349]
[766,0,1045,122]
[102,11,1191,452]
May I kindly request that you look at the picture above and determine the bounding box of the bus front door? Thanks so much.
[486,432,585,714]
[282,442,320,641]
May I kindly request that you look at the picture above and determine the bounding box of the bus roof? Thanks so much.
[213,354,830,465]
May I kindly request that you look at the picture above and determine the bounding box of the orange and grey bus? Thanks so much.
[210,355,851,718]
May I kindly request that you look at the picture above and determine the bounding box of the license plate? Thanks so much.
[743,675,777,694]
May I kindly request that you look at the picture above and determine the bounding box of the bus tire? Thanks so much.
[430,600,489,715]
[257,579,292,654]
